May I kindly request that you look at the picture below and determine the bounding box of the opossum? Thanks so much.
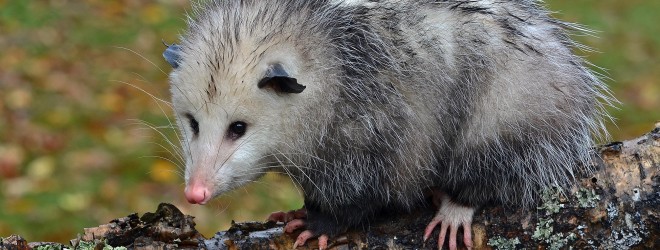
[163,0,612,249]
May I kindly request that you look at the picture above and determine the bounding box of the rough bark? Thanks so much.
[2,123,658,250]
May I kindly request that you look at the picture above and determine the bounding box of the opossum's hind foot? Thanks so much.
[423,193,475,250]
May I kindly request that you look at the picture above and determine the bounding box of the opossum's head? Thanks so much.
[163,22,326,204]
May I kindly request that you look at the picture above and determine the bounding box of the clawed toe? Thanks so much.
[284,218,306,233]
[293,230,329,249]
[462,222,473,249]
[423,216,442,241]
[423,193,475,250]
[318,234,329,249]
[267,211,287,222]
[293,230,314,249]
[437,221,449,249]
[426,219,473,250]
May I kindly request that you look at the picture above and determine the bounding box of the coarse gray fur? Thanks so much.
[166,0,613,236]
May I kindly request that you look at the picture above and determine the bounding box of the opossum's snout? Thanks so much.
[185,181,211,204]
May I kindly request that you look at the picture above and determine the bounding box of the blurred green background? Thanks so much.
[0,0,658,244]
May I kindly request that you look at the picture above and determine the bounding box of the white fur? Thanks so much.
[434,195,475,227]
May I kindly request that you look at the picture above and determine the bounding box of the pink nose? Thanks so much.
[184,182,210,204]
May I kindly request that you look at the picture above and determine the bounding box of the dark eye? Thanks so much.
[227,121,247,140]
[185,113,199,137]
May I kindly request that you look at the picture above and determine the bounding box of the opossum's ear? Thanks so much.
[258,64,306,94]
[162,42,182,69]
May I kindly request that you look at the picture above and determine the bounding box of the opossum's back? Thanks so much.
[375,1,610,205]
[364,2,604,137]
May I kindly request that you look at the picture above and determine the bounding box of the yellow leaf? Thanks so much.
[142,4,165,24]
[150,159,178,183]
[26,156,55,179]
[58,192,91,212]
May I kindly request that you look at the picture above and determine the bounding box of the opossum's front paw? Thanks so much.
[285,221,330,249]
[423,195,475,250]
[293,230,329,250]
[266,208,331,249]
[266,207,307,223]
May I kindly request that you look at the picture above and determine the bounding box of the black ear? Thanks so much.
[162,42,182,69]
[257,64,306,94]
